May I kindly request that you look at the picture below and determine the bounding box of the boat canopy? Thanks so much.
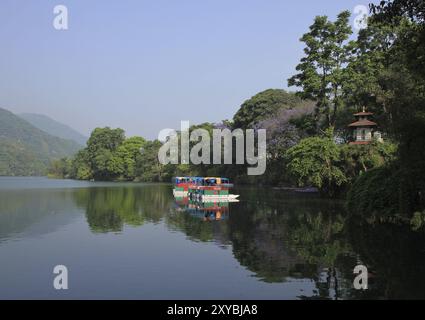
[174,177,190,184]
[174,177,231,186]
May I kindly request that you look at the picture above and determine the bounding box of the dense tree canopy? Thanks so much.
[50,127,172,182]
[339,0,425,217]
[232,89,309,129]
[288,11,354,128]
[284,129,347,197]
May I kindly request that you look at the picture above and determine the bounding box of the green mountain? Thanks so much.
[19,113,87,146]
[0,108,82,176]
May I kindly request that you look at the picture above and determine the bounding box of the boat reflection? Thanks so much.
[173,193,230,222]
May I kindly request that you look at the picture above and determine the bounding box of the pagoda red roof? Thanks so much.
[354,112,374,116]
[348,119,377,127]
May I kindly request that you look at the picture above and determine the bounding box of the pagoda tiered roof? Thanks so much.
[353,111,374,117]
[348,119,377,127]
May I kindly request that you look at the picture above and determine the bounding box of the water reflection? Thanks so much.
[73,184,172,232]
[346,219,425,299]
[1,181,425,299]
[168,197,231,244]
[174,198,230,222]
[0,189,79,241]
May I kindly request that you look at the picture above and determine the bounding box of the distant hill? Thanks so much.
[0,108,82,176]
[19,113,87,146]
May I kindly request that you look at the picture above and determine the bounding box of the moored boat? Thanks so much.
[173,177,191,192]
[173,176,239,202]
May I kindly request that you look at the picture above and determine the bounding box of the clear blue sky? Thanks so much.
[0,0,378,139]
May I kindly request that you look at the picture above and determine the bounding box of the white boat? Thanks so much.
[200,194,240,202]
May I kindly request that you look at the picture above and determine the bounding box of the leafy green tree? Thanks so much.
[116,136,146,180]
[284,129,347,197]
[340,141,397,183]
[344,20,399,130]
[288,11,354,128]
[87,127,125,155]
[136,140,173,182]
[85,127,125,180]
[48,157,72,178]
[64,127,175,182]
[371,0,425,25]
[70,149,93,180]
[232,89,308,129]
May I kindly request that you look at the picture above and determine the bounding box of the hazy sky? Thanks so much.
[0,0,377,139]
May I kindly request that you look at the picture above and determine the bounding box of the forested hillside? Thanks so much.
[0,108,81,176]
[19,113,87,146]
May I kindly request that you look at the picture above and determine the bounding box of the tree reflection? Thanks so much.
[73,184,173,233]
[285,210,355,299]
[0,189,78,241]
[347,218,425,300]
[69,184,425,299]
[228,200,309,283]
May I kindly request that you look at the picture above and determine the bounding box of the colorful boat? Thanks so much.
[173,177,195,197]
[173,177,239,202]
[173,177,191,192]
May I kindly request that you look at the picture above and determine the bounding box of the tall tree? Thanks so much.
[116,136,146,180]
[288,11,354,128]
[343,19,400,133]
[371,0,425,24]
[86,127,126,180]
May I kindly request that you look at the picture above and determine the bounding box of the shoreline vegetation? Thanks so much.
[39,2,425,224]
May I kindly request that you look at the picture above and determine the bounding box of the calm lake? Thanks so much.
[0,177,424,300]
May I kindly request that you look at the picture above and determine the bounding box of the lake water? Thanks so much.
[0,177,424,300]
